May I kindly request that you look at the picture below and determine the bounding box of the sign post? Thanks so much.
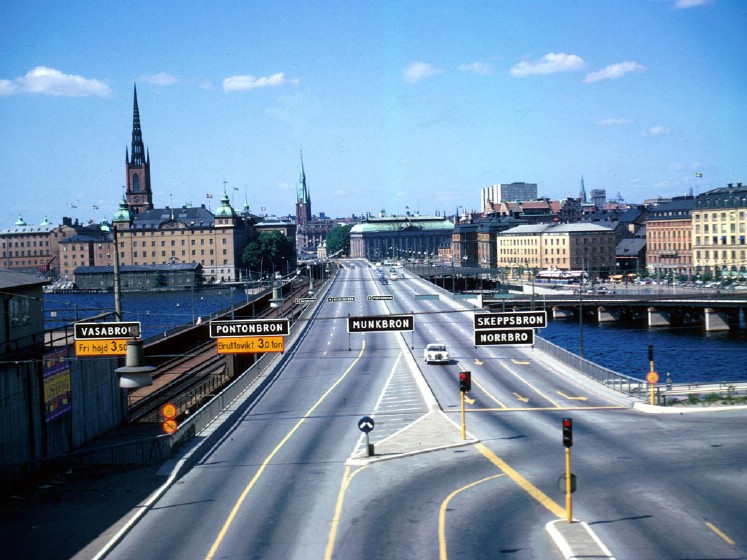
[647,345,658,405]
[358,416,375,457]
[562,417,574,523]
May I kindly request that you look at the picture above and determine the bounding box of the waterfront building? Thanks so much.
[74,263,203,291]
[476,214,528,269]
[453,214,527,268]
[646,196,694,279]
[349,214,453,262]
[692,182,747,280]
[0,216,77,279]
[58,220,113,281]
[481,182,538,212]
[496,222,616,278]
[112,193,255,284]
[452,221,478,267]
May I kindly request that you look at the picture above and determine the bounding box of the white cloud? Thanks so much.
[585,61,645,83]
[222,72,299,92]
[674,0,711,8]
[403,61,443,84]
[642,126,671,136]
[458,62,494,75]
[0,66,111,96]
[137,72,178,86]
[509,53,585,77]
[598,118,631,126]
[0,79,17,95]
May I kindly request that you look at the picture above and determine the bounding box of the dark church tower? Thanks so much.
[125,85,153,214]
[295,153,312,225]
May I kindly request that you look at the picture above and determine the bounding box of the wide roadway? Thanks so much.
[105,260,747,559]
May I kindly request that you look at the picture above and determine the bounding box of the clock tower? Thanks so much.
[125,84,153,214]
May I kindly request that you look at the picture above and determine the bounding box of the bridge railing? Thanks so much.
[534,335,648,397]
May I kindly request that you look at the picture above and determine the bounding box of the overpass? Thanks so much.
[404,262,747,332]
[482,291,747,332]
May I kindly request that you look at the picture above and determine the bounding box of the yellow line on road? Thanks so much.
[204,341,367,560]
[458,362,507,408]
[438,474,504,560]
[705,521,735,545]
[325,465,368,560]
[467,406,625,412]
[500,362,562,407]
[476,443,565,519]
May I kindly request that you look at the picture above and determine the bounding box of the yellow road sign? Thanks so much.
[216,336,285,354]
[75,339,128,357]
[161,403,177,419]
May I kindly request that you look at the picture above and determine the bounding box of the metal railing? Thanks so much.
[534,335,649,396]
[6,275,333,487]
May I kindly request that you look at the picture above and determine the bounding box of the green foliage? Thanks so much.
[242,231,295,277]
[325,224,352,256]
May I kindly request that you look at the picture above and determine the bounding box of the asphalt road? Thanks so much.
[96,261,747,559]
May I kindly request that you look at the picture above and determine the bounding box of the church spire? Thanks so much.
[124,84,153,214]
[579,175,587,204]
[130,84,145,167]
[295,151,312,225]
[297,151,310,204]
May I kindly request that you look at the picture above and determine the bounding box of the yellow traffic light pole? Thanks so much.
[460,391,466,440]
[565,446,572,523]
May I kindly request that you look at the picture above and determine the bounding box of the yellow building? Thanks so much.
[112,193,256,284]
[645,197,694,279]
[0,216,76,279]
[496,223,616,278]
[692,183,747,279]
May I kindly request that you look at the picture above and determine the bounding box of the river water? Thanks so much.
[44,291,747,384]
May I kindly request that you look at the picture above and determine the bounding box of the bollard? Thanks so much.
[367,443,375,457]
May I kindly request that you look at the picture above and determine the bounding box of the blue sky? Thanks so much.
[1,0,745,228]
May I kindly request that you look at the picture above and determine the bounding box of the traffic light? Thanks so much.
[459,371,472,392]
[562,417,573,448]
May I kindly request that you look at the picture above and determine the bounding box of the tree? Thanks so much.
[243,231,295,278]
[325,225,352,257]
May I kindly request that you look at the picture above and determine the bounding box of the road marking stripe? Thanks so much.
[705,521,735,545]
[325,465,368,560]
[476,443,565,518]
[500,362,562,407]
[465,406,624,412]
[204,340,367,560]
[438,474,504,560]
[458,362,507,408]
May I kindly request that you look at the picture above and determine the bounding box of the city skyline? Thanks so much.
[2,0,746,227]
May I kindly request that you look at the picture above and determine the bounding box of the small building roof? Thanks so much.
[0,268,50,290]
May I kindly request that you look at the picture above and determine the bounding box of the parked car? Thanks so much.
[424,343,449,364]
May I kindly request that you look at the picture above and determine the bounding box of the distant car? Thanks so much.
[424,343,449,364]
[595,287,611,295]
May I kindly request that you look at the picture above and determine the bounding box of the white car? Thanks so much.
[424,343,449,364]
